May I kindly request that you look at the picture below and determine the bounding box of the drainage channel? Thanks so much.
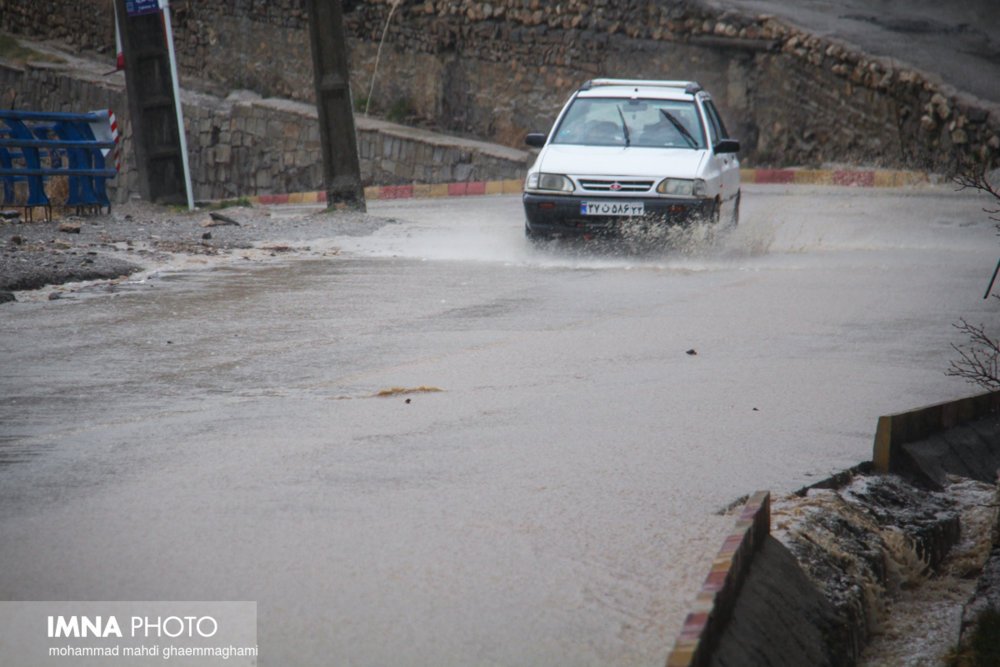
[668,390,1000,666]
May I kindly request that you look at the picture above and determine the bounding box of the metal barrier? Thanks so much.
[0,110,118,221]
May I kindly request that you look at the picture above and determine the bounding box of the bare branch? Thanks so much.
[953,166,1000,224]
[946,319,1000,390]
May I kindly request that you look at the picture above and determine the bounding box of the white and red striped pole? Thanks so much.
[108,109,120,171]
[113,1,124,71]
[87,109,119,171]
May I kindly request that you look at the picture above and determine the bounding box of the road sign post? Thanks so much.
[113,0,193,208]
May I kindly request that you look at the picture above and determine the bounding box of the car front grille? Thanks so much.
[578,179,654,193]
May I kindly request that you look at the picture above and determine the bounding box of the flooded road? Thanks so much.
[1,184,997,665]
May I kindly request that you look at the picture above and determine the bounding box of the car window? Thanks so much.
[551,97,706,149]
[703,101,730,143]
[703,102,720,145]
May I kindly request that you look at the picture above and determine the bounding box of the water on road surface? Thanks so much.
[1,184,996,665]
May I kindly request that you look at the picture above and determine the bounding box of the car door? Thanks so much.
[702,99,740,203]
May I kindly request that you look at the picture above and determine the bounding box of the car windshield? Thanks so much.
[550,97,706,149]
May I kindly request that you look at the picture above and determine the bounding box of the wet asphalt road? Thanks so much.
[1,184,998,665]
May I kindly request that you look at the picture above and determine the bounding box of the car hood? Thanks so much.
[534,144,707,178]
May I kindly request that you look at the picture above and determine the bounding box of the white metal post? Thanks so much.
[160,0,194,210]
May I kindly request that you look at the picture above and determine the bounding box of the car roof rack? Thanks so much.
[581,79,703,95]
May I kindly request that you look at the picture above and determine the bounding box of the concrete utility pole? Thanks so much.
[112,0,189,205]
[305,0,367,211]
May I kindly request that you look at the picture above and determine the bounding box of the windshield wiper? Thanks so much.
[616,105,631,147]
[659,109,697,148]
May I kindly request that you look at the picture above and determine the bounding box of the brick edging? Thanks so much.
[742,168,930,187]
[666,490,771,667]
[244,168,932,206]
[246,179,525,205]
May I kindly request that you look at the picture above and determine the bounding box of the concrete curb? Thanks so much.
[243,168,933,206]
[873,389,1000,472]
[741,167,931,187]
[666,490,771,667]
[245,179,525,205]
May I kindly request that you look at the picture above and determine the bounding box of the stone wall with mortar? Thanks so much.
[0,59,529,205]
[2,0,998,174]
[346,0,1000,172]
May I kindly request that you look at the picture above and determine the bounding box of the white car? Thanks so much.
[522,79,740,240]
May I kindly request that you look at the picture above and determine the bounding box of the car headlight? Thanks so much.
[656,178,708,197]
[527,172,574,192]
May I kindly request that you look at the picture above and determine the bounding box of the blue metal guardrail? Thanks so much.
[0,110,118,221]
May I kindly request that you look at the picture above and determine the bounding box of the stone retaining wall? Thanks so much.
[0,58,529,205]
[3,0,996,174]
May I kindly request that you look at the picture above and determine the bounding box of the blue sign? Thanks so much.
[126,0,161,16]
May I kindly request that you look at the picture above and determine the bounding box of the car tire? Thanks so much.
[693,201,722,246]
[731,190,741,226]
[525,222,548,244]
[710,199,721,225]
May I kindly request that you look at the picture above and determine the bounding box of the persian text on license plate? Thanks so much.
[580,201,645,216]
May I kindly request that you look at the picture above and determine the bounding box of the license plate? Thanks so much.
[580,201,645,216]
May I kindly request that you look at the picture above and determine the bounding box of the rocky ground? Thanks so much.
[0,201,389,303]
[770,472,1000,664]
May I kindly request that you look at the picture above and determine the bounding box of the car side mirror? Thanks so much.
[525,133,547,148]
[714,139,740,154]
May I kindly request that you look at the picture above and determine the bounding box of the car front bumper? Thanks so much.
[522,193,716,237]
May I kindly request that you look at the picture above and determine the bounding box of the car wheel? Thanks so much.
[731,190,741,226]
[694,201,721,246]
[525,221,548,244]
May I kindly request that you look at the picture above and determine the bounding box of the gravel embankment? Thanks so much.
[0,202,388,302]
